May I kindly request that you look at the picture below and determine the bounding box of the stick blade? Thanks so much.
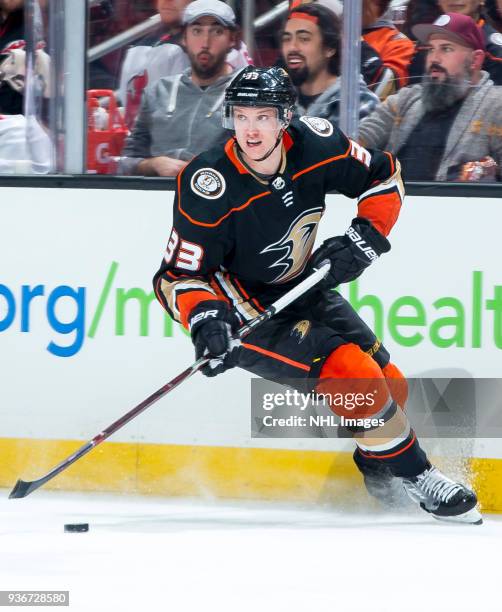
[9,479,39,499]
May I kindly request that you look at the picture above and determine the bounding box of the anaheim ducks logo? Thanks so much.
[261,207,323,283]
[291,320,311,344]
[190,168,226,199]
[299,116,334,137]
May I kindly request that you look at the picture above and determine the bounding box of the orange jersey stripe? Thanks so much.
[242,342,311,371]
[358,432,417,460]
[233,277,265,312]
[180,135,349,228]
[385,150,395,175]
[225,138,248,174]
[292,142,351,180]
[177,164,271,228]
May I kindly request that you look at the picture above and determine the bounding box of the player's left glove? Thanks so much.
[309,218,390,288]
[188,300,241,377]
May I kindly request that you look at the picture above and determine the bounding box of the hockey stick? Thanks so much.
[9,262,330,499]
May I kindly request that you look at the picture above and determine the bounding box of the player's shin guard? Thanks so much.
[317,344,427,502]
[355,428,429,478]
[382,362,408,410]
[317,345,480,521]
[355,362,413,505]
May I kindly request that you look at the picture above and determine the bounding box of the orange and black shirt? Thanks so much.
[153,118,404,328]
[362,21,415,99]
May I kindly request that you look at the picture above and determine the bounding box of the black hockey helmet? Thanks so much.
[222,66,296,129]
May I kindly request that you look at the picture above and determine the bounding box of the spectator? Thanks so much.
[0,112,51,173]
[119,0,238,177]
[403,0,442,82]
[408,0,502,84]
[485,0,502,32]
[289,0,341,9]
[361,0,415,99]
[0,0,23,45]
[358,13,502,182]
[0,0,24,114]
[438,0,502,83]
[316,0,343,13]
[281,3,379,123]
[118,0,192,127]
[0,42,51,174]
[119,0,251,130]
[402,0,441,40]
[402,0,442,42]
[287,0,414,99]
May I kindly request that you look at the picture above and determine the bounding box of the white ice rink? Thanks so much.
[1,489,500,612]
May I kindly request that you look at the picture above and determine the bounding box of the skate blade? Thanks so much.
[432,506,483,525]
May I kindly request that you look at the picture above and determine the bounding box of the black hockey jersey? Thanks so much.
[153,117,404,328]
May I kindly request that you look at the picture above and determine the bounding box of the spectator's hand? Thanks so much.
[150,156,189,176]
[139,156,189,177]
[458,157,498,182]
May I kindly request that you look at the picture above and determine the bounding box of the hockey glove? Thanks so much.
[188,300,241,377]
[310,218,390,288]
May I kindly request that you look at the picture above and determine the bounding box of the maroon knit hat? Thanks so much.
[412,13,486,52]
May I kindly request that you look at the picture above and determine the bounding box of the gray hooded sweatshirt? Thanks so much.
[294,75,380,125]
[119,68,235,175]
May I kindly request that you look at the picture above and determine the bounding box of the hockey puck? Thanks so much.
[64,523,89,533]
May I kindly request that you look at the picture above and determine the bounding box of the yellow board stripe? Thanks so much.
[1,438,501,512]
[469,457,502,513]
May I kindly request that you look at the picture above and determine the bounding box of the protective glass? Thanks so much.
[222,104,289,131]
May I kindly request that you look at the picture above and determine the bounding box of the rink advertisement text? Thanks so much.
[0,265,501,358]
[343,271,502,350]
[0,261,189,357]
[251,378,502,438]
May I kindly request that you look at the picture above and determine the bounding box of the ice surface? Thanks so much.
[1,489,500,612]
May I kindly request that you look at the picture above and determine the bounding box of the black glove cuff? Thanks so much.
[350,217,391,256]
[188,300,230,334]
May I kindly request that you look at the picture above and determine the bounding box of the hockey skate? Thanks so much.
[402,464,482,525]
[353,449,411,509]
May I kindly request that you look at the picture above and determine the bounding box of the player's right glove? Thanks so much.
[188,300,241,377]
[309,217,390,288]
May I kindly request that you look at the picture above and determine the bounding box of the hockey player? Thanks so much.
[153,65,481,524]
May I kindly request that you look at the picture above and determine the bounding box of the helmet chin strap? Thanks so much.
[251,128,284,162]
[236,126,287,163]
